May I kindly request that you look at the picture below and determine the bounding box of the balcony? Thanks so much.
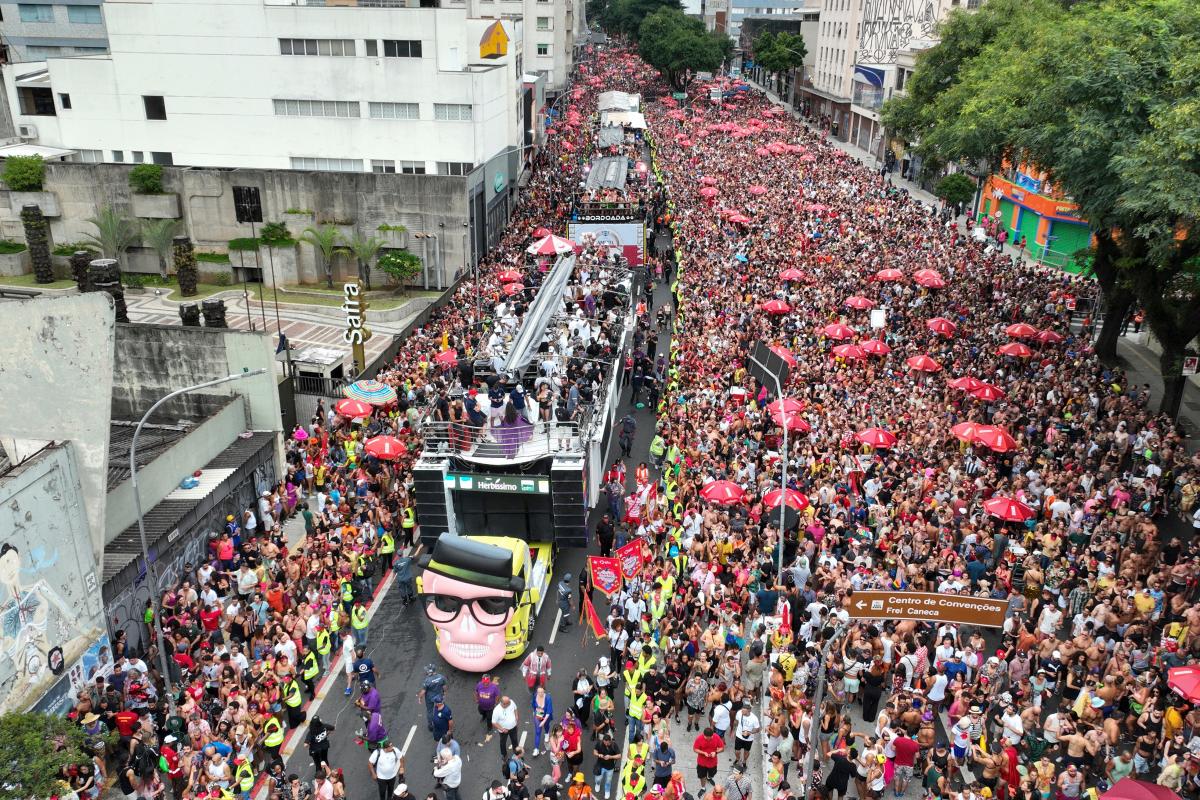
[421,416,591,465]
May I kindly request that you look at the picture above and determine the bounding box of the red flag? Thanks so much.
[584,593,606,639]
[780,600,791,633]
[588,556,623,598]
[615,539,645,580]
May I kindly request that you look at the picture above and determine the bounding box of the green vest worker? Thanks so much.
[351,602,369,646]
[283,677,305,727]
[234,759,254,796]
[302,649,320,683]
[379,531,395,558]
[621,755,646,797]
[401,506,416,544]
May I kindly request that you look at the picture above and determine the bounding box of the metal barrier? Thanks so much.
[291,374,347,397]
[421,406,595,461]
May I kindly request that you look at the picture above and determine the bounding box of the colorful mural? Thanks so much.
[0,446,106,713]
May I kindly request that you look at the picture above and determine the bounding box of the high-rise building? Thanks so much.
[0,0,571,175]
[466,0,580,93]
[0,0,109,63]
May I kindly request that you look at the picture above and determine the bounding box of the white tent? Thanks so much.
[600,111,647,130]
[597,91,641,112]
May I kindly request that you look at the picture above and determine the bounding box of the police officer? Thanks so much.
[392,555,416,605]
[557,573,573,633]
[418,664,447,732]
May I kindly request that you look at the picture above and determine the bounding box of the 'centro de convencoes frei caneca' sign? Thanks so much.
[846,590,1008,627]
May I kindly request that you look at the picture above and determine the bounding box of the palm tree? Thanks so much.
[300,224,341,289]
[141,218,181,279]
[84,205,139,260]
[338,230,386,291]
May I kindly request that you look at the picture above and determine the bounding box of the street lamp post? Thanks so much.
[131,368,267,716]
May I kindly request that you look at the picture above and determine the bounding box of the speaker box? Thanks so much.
[551,459,588,548]
[412,461,450,546]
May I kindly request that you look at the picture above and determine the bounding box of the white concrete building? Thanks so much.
[800,0,972,152]
[1,0,555,175]
[467,0,579,93]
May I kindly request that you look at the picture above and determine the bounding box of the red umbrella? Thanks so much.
[832,344,867,361]
[700,480,745,505]
[700,176,718,185]
[761,299,792,315]
[973,425,1018,452]
[970,382,1006,402]
[765,398,804,416]
[769,345,797,368]
[861,339,891,355]
[532,226,552,238]
[997,342,1033,358]
[748,185,768,195]
[699,186,719,198]
[772,411,812,432]
[502,282,524,296]
[779,268,806,281]
[926,317,957,336]
[1005,323,1039,338]
[497,269,523,283]
[1037,329,1064,344]
[434,349,459,366]
[950,421,981,442]
[948,376,983,392]
[906,354,942,372]
[913,269,946,289]
[763,488,810,511]
[855,428,897,449]
[527,234,576,255]
[875,268,905,282]
[364,435,408,460]
[985,496,1036,522]
[729,214,752,225]
[822,323,855,340]
[1168,666,1200,703]
[845,296,874,310]
[1101,779,1183,800]
[334,398,373,419]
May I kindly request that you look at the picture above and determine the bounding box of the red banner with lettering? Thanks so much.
[615,539,645,580]
[588,556,623,598]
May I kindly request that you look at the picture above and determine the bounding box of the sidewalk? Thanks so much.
[747,79,1200,437]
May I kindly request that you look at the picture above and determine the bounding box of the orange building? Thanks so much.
[975,167,1093,272]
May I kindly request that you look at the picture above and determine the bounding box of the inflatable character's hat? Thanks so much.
[419,535,525,592]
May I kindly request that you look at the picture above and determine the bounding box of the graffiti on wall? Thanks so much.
[31,634,113,716]
[1,449,105,713]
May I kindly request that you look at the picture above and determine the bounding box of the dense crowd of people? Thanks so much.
[57,36,1200,800]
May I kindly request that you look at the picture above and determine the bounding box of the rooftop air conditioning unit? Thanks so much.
[17,124,37,140]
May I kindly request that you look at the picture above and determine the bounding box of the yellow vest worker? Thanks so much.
[284,679,303,708]
[621,756,646,798]
[235,760,255,793]
[315,629,331,656]
[379,532,395,557]
[302,650,320,681]
[263,716,284,748]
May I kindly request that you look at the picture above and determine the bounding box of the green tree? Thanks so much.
[20,204,53,284]
[128,163,164,194]
[84,205,140,260]
[174,236,199,297]
[300,224,341,289]
[880,0,1200,417]
[752,31,807,85]
[0,712,90,800]
[601,0,681,39]
[638,8,727,91]
[141,218,181,279]
[377,250,423,294]
[338,230,386,291]
[934,173,977,209]
[3,155,45,191]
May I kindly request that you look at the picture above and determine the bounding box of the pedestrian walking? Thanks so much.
[476,674,501,744]
[557,574,573,632]
[521,646,552,698]
[491,695,520,759]
[420,664,448,732]
[369,739,404,800]
[433,748,463,800]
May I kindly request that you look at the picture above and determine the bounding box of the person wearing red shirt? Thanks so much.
[113,708,140,755]
[692,727,724,791]
[890,729,920,796]
[200,604,222,635]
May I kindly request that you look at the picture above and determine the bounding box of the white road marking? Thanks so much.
[399,724,418,757]
[549,608,563,644]
[519,730,528,748]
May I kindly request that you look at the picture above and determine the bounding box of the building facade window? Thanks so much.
[382,39,422,57]
[536,16,550,29]
[370,159,396,173]
[58,92,71,109]
[436,161,473,176]
[26,45,62,58]
[273,98,360,118]
[18,4,53,22]
[151,151,174,165]
[399,160,426,174]
[536,43,549,56]
[143,95,167,120]
[18,87,55,115]
[433,103,472,121]
[291,156,361,172]
[72,149,102,163]
[132,151,145,163]
[66,5,102,23]
[279,38,356,56]
[368,101,419,120]
[112,150,124,162]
